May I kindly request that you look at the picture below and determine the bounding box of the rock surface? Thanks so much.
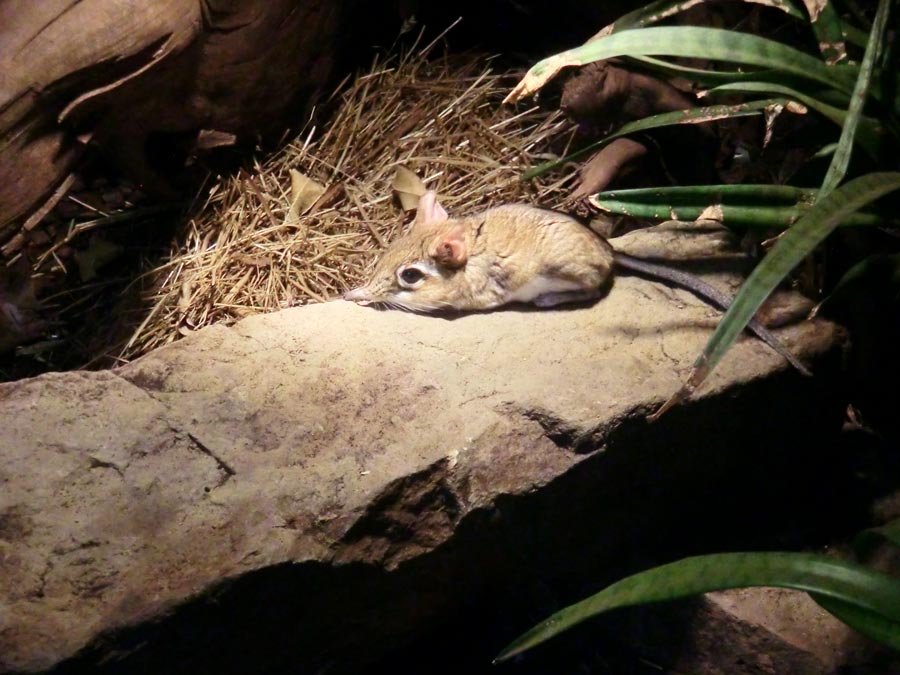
[0,226,849,673]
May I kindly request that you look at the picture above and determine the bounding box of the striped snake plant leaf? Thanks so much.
[599,0,805,34]
[631,56,858,99]
[495,551,900,662]
[589,200,897,228]
[854,519,900,559]
[802,0,848,64]
[590,185,898,227]
[655,0,895,414]
[813,253,900,317]
[707,81,882,159]
[652,172,900,419]
[524,99,787,179]
[819,0,891,196]
[813,594,900,650]
[593,185,819,205]
[505,26,858,104]
[838,17,872,48]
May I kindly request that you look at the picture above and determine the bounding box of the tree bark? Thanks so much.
[0,0,346,249]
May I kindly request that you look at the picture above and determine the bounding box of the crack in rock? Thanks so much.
[336,457,465,569]
[187,432,236,487]
[504,404,602,454]
[87,455,125,478]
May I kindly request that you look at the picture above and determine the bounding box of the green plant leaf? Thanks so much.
[706,82,882,159]
[604,0,805,33]
[630,56,862,104]
[655,1,896,414]
[524,99,786,179]
[495,551,900,662]
[813,142,839,158]
[664,172,900,409]
[812,594,900,649]
[815,253,900,315]
[802,0,848,64]
[595,184,819,206]
[589,199,896,227]
[839,19,873,49]
[590,185,899,227]
[819,0,891,195]
[854,518,900,560]
[629,55,766,87]
[506,26,858,103]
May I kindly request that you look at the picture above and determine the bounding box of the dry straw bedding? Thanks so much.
[122,38,580,360]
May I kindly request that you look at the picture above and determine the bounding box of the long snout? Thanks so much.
[343,287,373,305]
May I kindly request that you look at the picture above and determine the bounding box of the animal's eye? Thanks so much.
[398,266,425,287]
[400,268,423,283]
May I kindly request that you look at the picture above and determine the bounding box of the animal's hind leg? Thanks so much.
[533,289,604,307]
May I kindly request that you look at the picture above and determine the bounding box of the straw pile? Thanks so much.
[120,34,582,361]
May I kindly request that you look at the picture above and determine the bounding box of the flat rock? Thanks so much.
[0,226,847,673]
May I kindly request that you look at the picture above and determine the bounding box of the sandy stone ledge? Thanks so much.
[0,227,848,673]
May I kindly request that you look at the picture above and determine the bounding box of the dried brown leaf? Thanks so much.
[289,169,327,216]
[392,165,427,210]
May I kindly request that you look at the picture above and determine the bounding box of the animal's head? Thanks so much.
[344,191,470,311]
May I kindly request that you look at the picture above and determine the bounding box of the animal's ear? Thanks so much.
[429,224,467,268]
[412,190,449,230]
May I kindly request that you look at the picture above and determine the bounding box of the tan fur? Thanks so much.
[344,193,811,377]
[344,196,615,312]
